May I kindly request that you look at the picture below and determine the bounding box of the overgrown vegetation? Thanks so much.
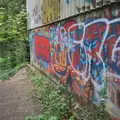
[26,68,112,120]
[0,0,29,79]
[0,0,27,41]
[0,60,27,80]
[25,68,76,120]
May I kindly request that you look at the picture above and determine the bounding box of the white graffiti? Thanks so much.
[67,18,120,83]
[31,17,120,103]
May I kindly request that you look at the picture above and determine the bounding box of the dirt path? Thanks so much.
[0,67,41,120]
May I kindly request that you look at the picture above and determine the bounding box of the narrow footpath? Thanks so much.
[0,67,41,120]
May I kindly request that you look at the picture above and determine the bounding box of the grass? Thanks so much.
[25,115,60,120]
[0,57,8,63]
[0,61,27,80]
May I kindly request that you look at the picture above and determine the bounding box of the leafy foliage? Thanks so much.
[25,115,60,120]
[0,0,27,41]
[73,102,112,120]
[31,75,70,119]
[0,0,29,80]
[0,58,27,80]
[0,3,27,41]
[25,69,77,120]
[26,69,112,120]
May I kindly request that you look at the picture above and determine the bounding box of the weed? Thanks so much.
[26,69,76,120]
[0,62,27,80]
[27,68,111,120]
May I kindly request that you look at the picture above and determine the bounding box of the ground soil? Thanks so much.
[0,67,41,120]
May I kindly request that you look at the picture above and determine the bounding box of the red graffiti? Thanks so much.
[73,47,80,67]
[35,36,50,61]
[85,22,107,57]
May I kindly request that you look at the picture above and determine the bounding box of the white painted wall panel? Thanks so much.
[60,0,78,19]
[26,0,43,29]
[26,0,119,29]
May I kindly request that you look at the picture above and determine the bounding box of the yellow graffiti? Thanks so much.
[57,49,67,67]
[42,0,60,24]
[61,49,67,66]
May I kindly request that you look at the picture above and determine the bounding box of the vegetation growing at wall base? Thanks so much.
[26,66,112,120]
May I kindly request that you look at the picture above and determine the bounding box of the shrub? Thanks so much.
[30,74,76,120]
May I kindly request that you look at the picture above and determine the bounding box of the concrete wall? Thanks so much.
[28,1,120,119]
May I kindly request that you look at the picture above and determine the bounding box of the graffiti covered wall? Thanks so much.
[29,4,120,119]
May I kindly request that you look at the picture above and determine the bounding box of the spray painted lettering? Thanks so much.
[29,18,120,113]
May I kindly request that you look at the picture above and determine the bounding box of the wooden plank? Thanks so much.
[80,0,85,13]
[111,0,119,2]
[75,0,81,13]
[103,0,111,5]
[90,0,96,9]
[96,0,103,8]
[85,0,90,11]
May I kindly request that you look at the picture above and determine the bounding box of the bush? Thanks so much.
[0,63,27,80]
[27,69,112,120]
[29,73,76,120]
